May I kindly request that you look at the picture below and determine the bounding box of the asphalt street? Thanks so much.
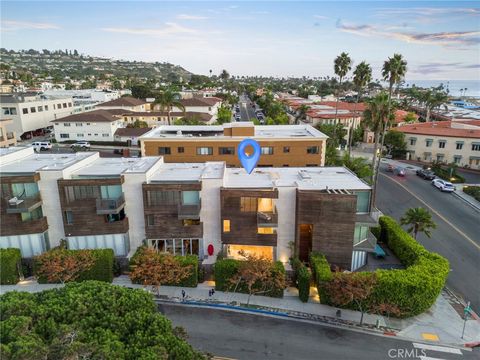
[376,161,480,312]
[160,304,476,360]
[239,94,258,121]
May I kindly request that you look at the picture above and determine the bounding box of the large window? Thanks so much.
[22,108,28,114]
[150,238,200,256]
[257,227,277,234]
[10,182,39,198]
[456,142,464,150]
[219,147,235,155]
[354,191,370,213]
[354,225,369,245]
[240,197,257,212]
[146,214,154,226]
[182,191,200,205]
[426,139,433,147]
[65,210,74,225]
[307,146,319,154]
[197,147,213,155]
[60,133,70,138]
[472,144,480,151]
[64,185,100,202]
[100,185,122,199]
[261,146,273,155]
[438,140,446,149]
[223,219,230,232]
[158,147,171,155]
[21,207,43,222]
[147,190,179,206]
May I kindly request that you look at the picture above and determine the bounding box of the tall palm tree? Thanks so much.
[220,69,230,82]
[400,207,436,239]
[333,53,352,128]
[351,61,372,153]
[209,69,212,78]
[424,88,449,122]
[362,92,391,186]
[370,54,407,205]
[153,90,185,125]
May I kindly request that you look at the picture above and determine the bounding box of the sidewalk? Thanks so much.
[1,276,479,347]
[453,184,480,211]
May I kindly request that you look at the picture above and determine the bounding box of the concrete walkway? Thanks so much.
[1,276,479,348]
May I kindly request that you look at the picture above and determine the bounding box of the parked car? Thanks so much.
[32,141,52,152]
[386,164,394,172]
[394,167,406,176]
[70,141,91,149]
[432,179,455,192]
[416,169,436,180]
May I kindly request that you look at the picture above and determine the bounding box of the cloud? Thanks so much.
[336,19,480,47]
[375,7,479,17]
[101,22,197,37]
[176,14,208,20]
[1,20,60,31]
[412,62,480,74]
[313,15,328,20]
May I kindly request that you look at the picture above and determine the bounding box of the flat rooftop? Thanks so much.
[71,156,161,177]
[139,122,328,139]
[149,162,225,183]
[0,150,95,174]
[224,167,371,191]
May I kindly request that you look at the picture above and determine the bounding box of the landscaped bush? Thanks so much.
[309,252,332,303]
[129,246,198,288]
[0,281,205,359]
[431,163,465,183]
[463,185,480,202]
[297,264,311,303]
[0,248,22,285]
[311,216,450,318]
[36,249,114,284]
[214,258,286,298]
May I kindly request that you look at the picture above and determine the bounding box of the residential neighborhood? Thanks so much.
[0,1,479,359]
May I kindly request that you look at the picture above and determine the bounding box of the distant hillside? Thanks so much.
[0,48,193,82]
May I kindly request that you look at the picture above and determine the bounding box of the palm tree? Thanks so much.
[153,90,185,125]
[209,69,212,78]
[220,69,230,82]
[362,92,393,186]
[295,104,310,124]
[351,61,372,153]
[424,87,449,122]
[333,52,352,128]
[400,207,436,239]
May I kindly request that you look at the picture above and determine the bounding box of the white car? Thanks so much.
[431,179,455,192]
[32,141,52,152]
[70,141,91,149]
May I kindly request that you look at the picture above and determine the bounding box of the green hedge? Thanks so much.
[312,216,450,317]
[129,246,198,287]
[309,252,332,304]
[464,185,480,202]
[214,259,285,298]
[0,248,22,285]
[297,265,311,303]
[433,168,465,183]
[36,249,114,283]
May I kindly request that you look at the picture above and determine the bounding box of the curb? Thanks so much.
[452,189,480,212]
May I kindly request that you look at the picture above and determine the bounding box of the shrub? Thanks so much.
[214,258,285,298]
[309,252,332,304]
[36,249,114,284]
[0,248,22,285]
[129,246,198,288]
[297,265,311,303]
[0,281,205,359]
[310,217,449,317]
[463,185,480,202]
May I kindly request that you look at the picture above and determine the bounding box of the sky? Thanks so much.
[1,1,479,81]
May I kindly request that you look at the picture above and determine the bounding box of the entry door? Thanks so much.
[298,224,313,262]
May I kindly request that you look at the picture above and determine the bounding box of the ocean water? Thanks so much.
[403,80,480,98]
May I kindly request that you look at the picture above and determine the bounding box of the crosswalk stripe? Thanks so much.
[413,343,463,355]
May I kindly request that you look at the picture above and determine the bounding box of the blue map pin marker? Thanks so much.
[237,139,261,174]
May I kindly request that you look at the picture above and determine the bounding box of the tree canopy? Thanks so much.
[0,281,205,359]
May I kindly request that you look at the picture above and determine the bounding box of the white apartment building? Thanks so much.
[0,93,75,138]
[52,109,126,142]
[1,147,378,271]
[152,97,222,122]
[95,96,149,112]
[396,120,480,169]
[43,89,123,104]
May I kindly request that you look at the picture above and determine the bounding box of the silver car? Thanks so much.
[431,179,455,192]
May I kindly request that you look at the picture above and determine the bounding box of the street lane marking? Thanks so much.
[413,343,462,354]
[380,173,480,251]
[419,357,449,360]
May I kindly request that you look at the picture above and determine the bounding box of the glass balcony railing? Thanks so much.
[96,194,125,214]
[257,208,278,227]
[177,202,201,220]
[6,194,42,214]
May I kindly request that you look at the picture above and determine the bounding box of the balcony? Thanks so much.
[6,195,42,214]
[356,207,383,225]
[177,202,201,220]
[257,209,278,227]
[353,231,377,252]
[96,194,125,215]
